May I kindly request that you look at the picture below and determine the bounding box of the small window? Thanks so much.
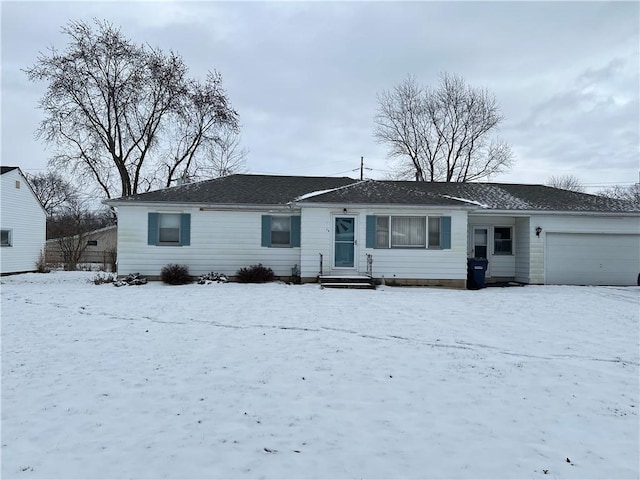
[15,181,20,189]
[428,217,441,248]
[86,240,98,247]
[1,230,12,247]
[494,227,513,255]
[271,216,291,247]
[375,217,389,248]
[159,213,181,244]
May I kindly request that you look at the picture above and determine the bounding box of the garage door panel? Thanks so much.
[546,233,640,286]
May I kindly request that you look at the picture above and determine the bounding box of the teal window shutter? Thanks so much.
[441,216,451,249]
[261,215,271,247]
[366,215,376,248]
[180,214,191,246]
[291,216,301,247]
[148,213,158,245]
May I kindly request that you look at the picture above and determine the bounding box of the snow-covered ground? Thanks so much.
[1,271,638,479]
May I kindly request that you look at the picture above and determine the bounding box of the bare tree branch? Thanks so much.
[547,175,584,192]
[374,73,514,182]
[24,19,239,199]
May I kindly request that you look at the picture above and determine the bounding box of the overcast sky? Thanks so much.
[2,1,638,193]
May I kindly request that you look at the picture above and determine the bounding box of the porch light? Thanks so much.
[535,226,542,237]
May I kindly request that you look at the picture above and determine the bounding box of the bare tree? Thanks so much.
[201,130,248,178]
[24,19,238,199]
[25,171,77,215]
[597,184,640,207]
[547,175,584,192]
[374,73,514,182]
[47,199,102,270]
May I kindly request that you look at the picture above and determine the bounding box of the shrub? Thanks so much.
[92,272,115,285]
[35,249,51,273]
[236,263,274,283]
[161,263,192,285]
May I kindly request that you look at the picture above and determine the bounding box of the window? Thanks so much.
[159,213,181,244]
[271,216,291,247]
[86,240,98,246]
[428,217,441,248]
[494,227,513,255]
[261,215,300,248]
[147,213,190,246]
[368,215,451,250]
[1,230,11,247]
[375,216,389,248]
[391,216,426,247]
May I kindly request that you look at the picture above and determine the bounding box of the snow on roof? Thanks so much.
[441,195,490,209]
[294,180,368,202]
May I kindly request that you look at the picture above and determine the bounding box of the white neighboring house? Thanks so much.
[1,167,47,275]
[106,174,640,287]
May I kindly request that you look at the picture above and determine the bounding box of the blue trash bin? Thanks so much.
[467,258,488,289]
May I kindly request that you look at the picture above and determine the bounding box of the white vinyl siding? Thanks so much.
[514,217,530,283]
[468,215,516,278]
[300,207,467,280]
[529,214,640,286]
[0,169,46,274]
[118,207,300,277]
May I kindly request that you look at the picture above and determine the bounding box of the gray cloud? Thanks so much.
[2,1,638,192]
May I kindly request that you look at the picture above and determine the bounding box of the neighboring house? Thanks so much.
[46,225,117,269]
[105,174,640,287]
[1,166,47,275]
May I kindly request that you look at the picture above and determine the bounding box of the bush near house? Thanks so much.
[161,264,192,285]
[236,264,274,283]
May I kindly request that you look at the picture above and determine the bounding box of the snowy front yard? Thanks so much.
[1,272,638,479]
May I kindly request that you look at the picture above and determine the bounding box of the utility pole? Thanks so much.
[360,156,364,181]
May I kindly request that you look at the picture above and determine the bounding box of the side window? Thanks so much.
[375,216,389,248]
[159,213,181,244]
[271,216,291,247]
[428,217,441,248]
[494,227,513,255]
[1,230,12,247]
[261,215,300,248]
[148,213,190,246]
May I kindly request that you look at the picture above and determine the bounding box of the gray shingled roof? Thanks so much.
[108,174,640,213]
[110,174,356,205]
[300,180,640,213]
[1,166,19,175]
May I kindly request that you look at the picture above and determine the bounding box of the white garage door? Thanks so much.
[546,233,640,286]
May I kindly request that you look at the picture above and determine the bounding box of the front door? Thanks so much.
[473,226,489,259]
[334,216,355,268]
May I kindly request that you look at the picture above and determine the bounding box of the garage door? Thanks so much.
[546,233,640,286]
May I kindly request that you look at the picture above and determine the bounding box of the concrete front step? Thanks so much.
[320,282,376,289]
[318,275,376,289]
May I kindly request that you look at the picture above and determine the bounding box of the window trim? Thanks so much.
[493,226,513,255]
[1,229,12,247]
[270,215,292,248]
[261,215,301,248]
[373,215,446,249]
[148,212,190,247]
[158,213,182,245]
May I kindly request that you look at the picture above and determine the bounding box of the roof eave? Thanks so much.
[294,201,476,211]
[470,209,640,216]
